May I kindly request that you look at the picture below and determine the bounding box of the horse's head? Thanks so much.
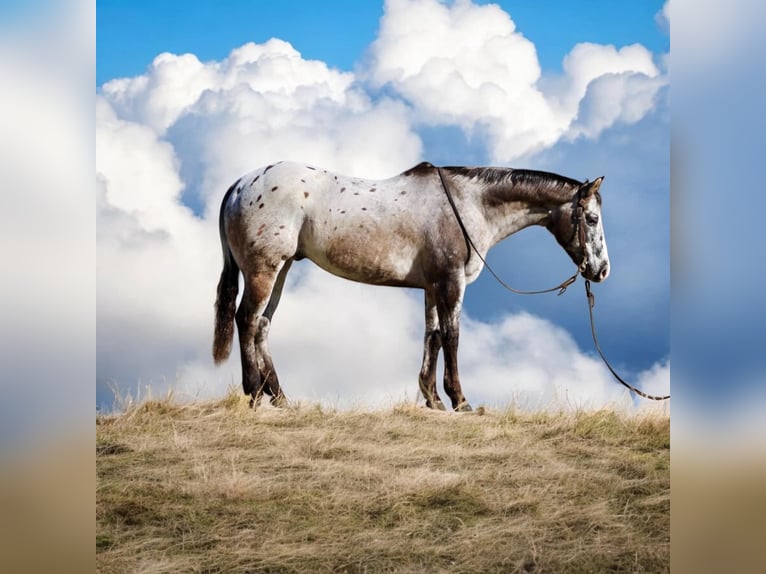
[548,177,610,282]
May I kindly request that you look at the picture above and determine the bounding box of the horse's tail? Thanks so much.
[213,180,241,364]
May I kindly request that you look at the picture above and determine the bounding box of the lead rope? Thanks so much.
[585,280,670,400]
[437,167,580,296]
[437,166,670,401]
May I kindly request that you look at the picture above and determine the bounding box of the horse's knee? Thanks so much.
[255,316,271,345]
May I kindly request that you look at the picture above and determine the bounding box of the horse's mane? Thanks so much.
[445,166,581,189]
[400,162,587,204]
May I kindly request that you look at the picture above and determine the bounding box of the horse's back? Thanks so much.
[223,162,445,287]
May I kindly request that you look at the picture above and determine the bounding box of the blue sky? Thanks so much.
[97,1,668,84]
[96,0,670,410]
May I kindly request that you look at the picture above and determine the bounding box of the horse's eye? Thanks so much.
[585,213,599,226]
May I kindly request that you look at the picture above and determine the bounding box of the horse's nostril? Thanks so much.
[599,265,610,280]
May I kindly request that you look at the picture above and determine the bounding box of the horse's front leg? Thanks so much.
[433,278,472,412]
[419,291,446,410]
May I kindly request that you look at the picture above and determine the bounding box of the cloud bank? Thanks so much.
[96,0,669,411]
[368,0,665,161]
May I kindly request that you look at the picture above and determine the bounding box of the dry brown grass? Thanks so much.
[97,393,669,573]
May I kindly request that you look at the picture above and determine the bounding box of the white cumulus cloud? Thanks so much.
[368,0,665,161]
[101,38,421,205]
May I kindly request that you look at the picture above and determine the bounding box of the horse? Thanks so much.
[212,161,610,411]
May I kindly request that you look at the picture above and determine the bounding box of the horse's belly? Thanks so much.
[301,227,422,287]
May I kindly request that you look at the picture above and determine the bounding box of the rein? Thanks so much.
[436,167,670,401]
[436,167,580,296]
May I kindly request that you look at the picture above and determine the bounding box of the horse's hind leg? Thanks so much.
[255,259,293,407]
[419,291,446,410]
[235,261,288,408]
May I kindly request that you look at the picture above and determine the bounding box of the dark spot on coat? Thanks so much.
[271,186,278,192]
[256,228,264,236]
[306,166,316,171]
[304,192,309,198]
[256,194,262,202]
[259,203,265,209]
[249,201,253,206]
[279,225,285,229]
[400,190,407,195]
[263,164,275,174]
[274,232,280,236]
[361,207,367,211]
[253,175,260,183]
[340,187,346,192]
[334,176,338,181]
[369,187,376,192]
[353,192,359,196]
[340,210,346,214]
[301,179,306,183]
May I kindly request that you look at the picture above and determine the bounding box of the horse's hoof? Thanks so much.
[270,394,288,408]
[454,401,473,413]
[249,392,264,409]
[426,399,447,411]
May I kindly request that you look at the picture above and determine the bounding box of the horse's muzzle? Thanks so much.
[583,262,610,283]
[592,263,610,282]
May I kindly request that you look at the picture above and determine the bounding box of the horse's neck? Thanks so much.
[472,178,569,246]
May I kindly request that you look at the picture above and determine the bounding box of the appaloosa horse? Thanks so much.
[213,161,610,411]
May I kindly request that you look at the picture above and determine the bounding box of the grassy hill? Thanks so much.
[96,394,669,573]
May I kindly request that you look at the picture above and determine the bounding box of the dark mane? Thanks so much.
[445,166,581,187]
[400,163,588,203]
[444,166,582,204]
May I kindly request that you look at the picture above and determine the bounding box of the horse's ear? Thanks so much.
[582,176,604,196]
